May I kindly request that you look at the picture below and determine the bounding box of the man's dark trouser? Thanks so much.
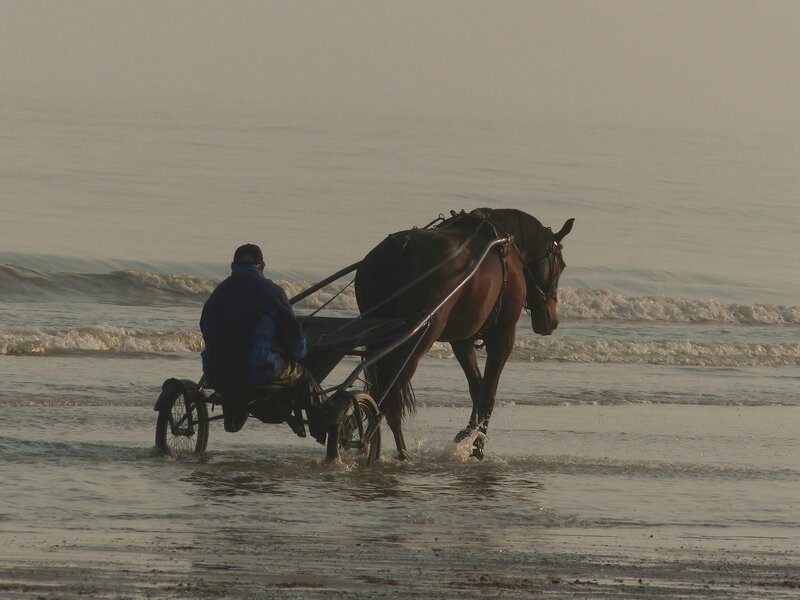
[222,363,324,435]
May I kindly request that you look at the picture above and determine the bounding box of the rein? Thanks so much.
[303,278,355,320]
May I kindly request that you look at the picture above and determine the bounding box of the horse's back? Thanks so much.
[355,227,477,318]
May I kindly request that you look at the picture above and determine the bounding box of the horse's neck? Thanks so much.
[484,209,549,261]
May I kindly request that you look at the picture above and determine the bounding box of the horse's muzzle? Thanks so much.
[531,314,557,336]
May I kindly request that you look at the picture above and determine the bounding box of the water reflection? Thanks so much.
[182,470,287,498]
[450,466,506,499]
[319,469,405,501]
[174,445,551,536]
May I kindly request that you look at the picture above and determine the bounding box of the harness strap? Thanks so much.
[466,208,558,320]
[473,242,509,349]
[451,210,513,348]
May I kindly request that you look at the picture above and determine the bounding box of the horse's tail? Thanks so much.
[364,346,416,427]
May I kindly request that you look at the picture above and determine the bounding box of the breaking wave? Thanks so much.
[559,288,800,325]
[2,326,797,367]
[0,265,217,304]
[0,326,204,356]
[0,265,361,310]
[2,264,798,323]
[430,338,799,367]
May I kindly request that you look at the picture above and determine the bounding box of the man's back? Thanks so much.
[200,262,306,393]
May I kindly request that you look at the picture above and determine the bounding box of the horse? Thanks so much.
[354,208,574,460]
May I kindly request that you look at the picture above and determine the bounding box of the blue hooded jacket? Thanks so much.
[200,264,307,393]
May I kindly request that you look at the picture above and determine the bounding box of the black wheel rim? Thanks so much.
[336,396,380,463]
[164,396,198,455]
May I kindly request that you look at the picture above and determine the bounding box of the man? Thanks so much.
[200,243,314,434]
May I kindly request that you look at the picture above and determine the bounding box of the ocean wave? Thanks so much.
[422,338,800,367]
[512,337,799,367]
[0,265,217,304]
[0,265,360,310]
[0,326,204,356]
[301,285,800,324]
[280,280,361,312]
[559,288,800,325]
[3,326,797,367]
[2,264,798,323]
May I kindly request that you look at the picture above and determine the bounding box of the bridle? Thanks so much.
[454,208,565,316]
[521,239,565,315]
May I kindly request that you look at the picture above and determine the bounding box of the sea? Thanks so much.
[0,97,798,597]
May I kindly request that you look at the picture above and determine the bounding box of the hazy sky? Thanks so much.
[2,1,799,127]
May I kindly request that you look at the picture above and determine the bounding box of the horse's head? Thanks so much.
[524,218,574,336]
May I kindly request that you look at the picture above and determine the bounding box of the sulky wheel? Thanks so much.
[155,383,209,456]
[326,391,381,465]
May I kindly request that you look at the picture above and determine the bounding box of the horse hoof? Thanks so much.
[470,432,486,460]
[397,449,409,461]
[453,428,473,443]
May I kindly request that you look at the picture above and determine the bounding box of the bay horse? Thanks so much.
[354,208,574,460]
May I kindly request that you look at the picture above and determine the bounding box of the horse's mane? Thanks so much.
[470,208,552,261]
[433,207,553,263]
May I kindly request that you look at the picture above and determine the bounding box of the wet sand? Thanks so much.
[2,519,799,599]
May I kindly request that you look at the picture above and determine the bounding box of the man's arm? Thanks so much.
[266,282,307,361]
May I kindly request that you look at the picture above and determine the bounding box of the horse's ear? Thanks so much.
[553,218,575,243]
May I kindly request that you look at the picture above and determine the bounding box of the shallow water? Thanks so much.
[1,98,799,597]
[2,398,799,598]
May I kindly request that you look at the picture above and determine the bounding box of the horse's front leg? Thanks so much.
[470,329,515,459]
[451,339,483,442]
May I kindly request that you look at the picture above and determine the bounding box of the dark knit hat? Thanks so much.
[232,243,264,265]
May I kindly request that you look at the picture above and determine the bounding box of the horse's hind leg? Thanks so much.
[371,339,429,461]
[451,339,483,442]
[368,319,445,460]
[371,371,411,461]
[385,411,408,461]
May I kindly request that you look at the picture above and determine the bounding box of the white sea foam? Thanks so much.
[559,288,800,325]
[121,271,218,298]
[279,280,361,312]
[0,326,204,356]
[2,325,796,367]
[505,337,800,367]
